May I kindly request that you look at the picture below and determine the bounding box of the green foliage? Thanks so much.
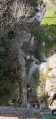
[0,76,17,105]
[29,0,38,5]
[0,46,6,57]
[0,58,10,72]
[0,27,3,35]
[31,6,56,53]
[31,26,56,53]
[0,39,2,45]
[0,27,17,105]
[2,36,13,46]
[0,28,14,75]
[6,0,13,6]
[31,27,46,43]
[0,77,13,95]
[3,3,11,19]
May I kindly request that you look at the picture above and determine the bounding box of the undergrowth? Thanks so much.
[0,27,16,105]
[31,6,56,53]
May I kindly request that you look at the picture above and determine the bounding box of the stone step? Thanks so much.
[0,106,52,119]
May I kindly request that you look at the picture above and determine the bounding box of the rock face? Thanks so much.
[10,29,32,107]
[45,53,56,109]
[48,54,56,69]
[0,0,56,110]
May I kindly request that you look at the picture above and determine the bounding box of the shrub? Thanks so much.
[0,58,10,72]
[0,28,14,77]
[0,46,6,57]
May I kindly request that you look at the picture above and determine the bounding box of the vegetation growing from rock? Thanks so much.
[31,1,56,107]
[0,0,56,109]
[31,2,56,52]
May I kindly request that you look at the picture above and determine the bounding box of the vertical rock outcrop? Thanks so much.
[45,48,56,109]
